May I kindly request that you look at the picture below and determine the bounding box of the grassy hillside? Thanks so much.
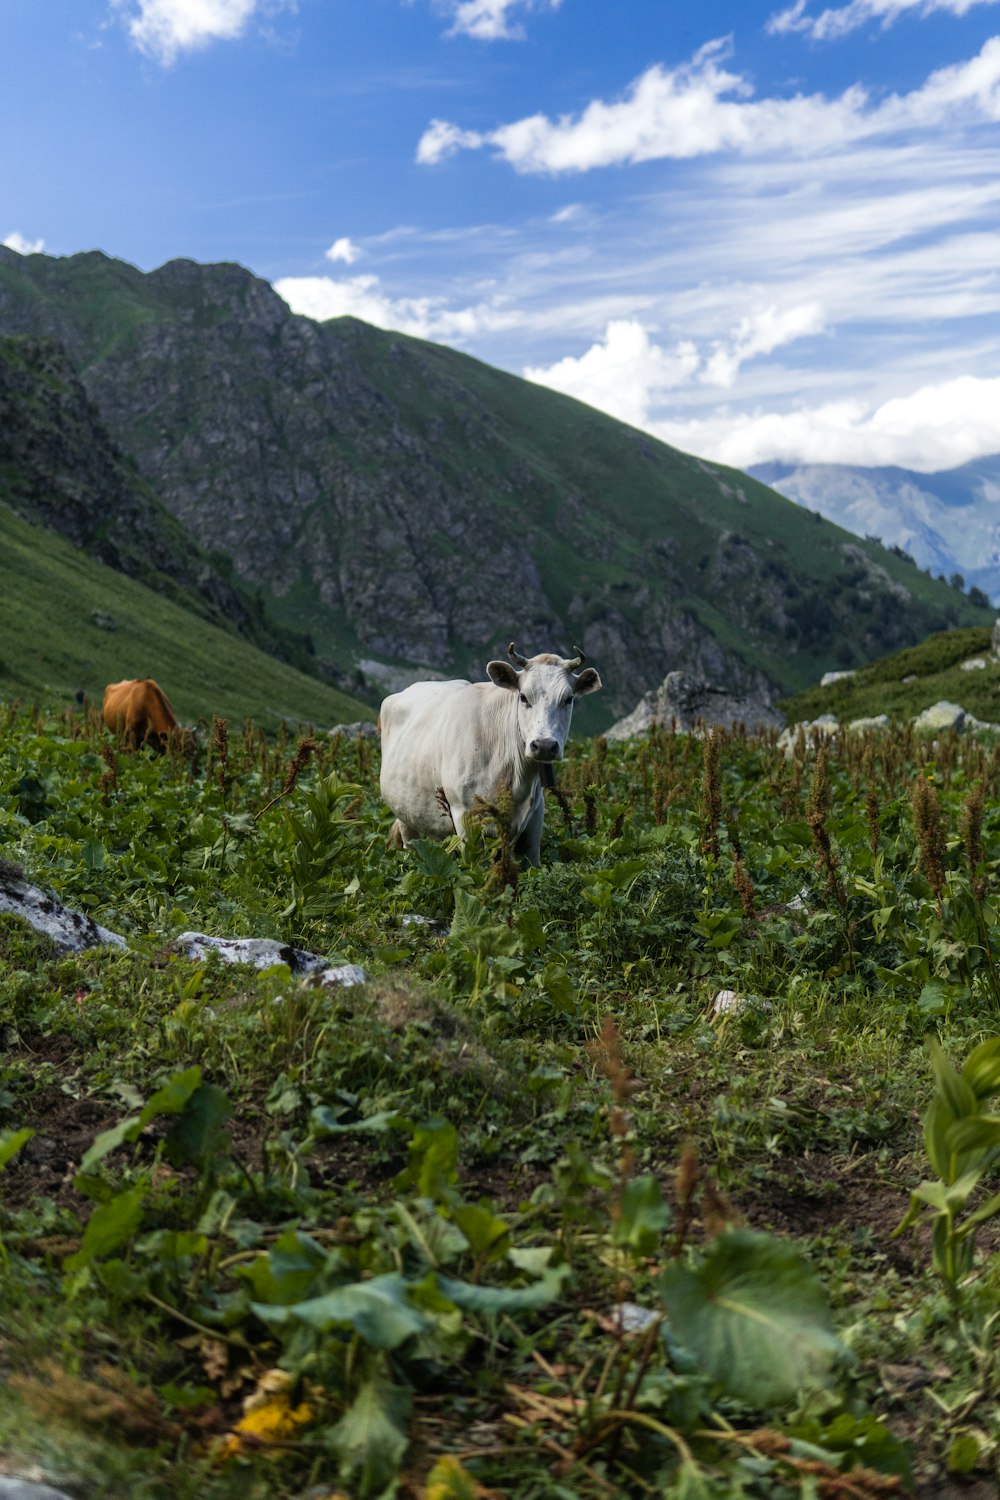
[0,501,372,728]
[780,625,999,724]
[0,249,991,726]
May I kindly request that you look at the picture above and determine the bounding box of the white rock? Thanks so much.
[0,869,127,954]
[174,932,331,974]
[315,964,368,988]
[776,714,840,754]
[712,989,773,1017]
[913,701,966,733]
[820,670,856,687]
[610,1303,660,1335]
[329,721,379,741]
[847,715,889,733]
[959,657,988,671]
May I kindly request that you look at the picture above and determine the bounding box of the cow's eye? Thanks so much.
[519,693,528,705]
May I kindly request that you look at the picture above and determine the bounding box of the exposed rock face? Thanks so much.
[0,333,310,665]
[0,248,989,719]
[606,671,784,740]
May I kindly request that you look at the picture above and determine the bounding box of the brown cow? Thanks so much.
[103,679,180,752]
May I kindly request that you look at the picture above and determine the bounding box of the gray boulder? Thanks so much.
[606,671,783,740]
[914,701,966,733]
[0,865,127,954]
[329,721,379,741]
[847,714,890,733]
[173,933,367,988]
[776,715,839,753]
[820,669,856,687]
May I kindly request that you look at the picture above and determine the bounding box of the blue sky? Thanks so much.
[4,0,1000,472]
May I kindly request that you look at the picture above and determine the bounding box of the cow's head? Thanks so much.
[486,644,602,762]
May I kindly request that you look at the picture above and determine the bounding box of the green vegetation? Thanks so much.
[781,626,998,725]
[0,502,371,728]
[0,250,992,727]
[5,699,1000,1494]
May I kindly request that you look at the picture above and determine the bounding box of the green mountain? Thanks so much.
[0,499,371,728]
[0,330,356,690]
[0,246,991,724]
[780,626,999,727]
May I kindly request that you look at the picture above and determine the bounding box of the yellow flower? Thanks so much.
[216,1389,313,1459]
[425,1454,479,1500]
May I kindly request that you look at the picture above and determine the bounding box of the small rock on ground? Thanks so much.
[0,1481,78,1500]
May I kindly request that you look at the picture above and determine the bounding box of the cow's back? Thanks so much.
[103,678,178,750]
[380,679,493,839]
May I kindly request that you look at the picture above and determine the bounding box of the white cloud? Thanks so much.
[768,0,999,42]
[2,232,45,255]
[274,272,529,340]
[443,0,561,42]
[525,321,700,426]
[550,203,585,222]
[524,305,824,419]
[325,237,361,265]
[416,119,485,165]
[111,0,290,65]
[701,302,826,387]
[652,375,1000,472]
[417,35,1000,173]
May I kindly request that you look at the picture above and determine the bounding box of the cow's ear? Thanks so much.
[487,661,520,690]
[573,667,602,697]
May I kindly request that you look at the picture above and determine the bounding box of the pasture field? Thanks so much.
[4,702,1000,1497]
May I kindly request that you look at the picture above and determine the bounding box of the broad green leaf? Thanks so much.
[137,1066,204,1130]
[0,1128,33,1171]
[80,1116,142,1172]
[81,1066,206,1171]
[165,1083,232,1169]
[310,1106,404,1137]
[330,1378,410,1498]
[924,1098,954,1181]
[437,1263,570,1314]
[927,1039,977,1122]
[252,1272,427,1349]
[948,1434,981,1474]
[65,1185,147,1271]
[962,1038,1000,1099]
[612,1174,672,1257]
[451,1202,510,1262]
[400,1118,459,1201]
[946,1115,1000,1158]
[658,1229,841,1406]
[244,1230,328,1305]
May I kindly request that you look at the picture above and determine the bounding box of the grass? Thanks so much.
[3,695,1000,1495]
[0,500,372,729]
[781,625,999,725]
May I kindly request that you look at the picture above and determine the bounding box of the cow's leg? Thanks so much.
[514,791,544,868]
[386,818,408,850]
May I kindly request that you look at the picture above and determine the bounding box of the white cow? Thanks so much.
[379,645,602,866]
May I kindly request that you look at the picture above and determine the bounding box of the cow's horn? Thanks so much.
[508,642,528,667]
[566,646,586,669]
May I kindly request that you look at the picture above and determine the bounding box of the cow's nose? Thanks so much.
[529,738,560,762]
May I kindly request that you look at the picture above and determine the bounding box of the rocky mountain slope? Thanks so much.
[0,330,339,680]
[751,457,1000,605]
[0,247,990,721]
